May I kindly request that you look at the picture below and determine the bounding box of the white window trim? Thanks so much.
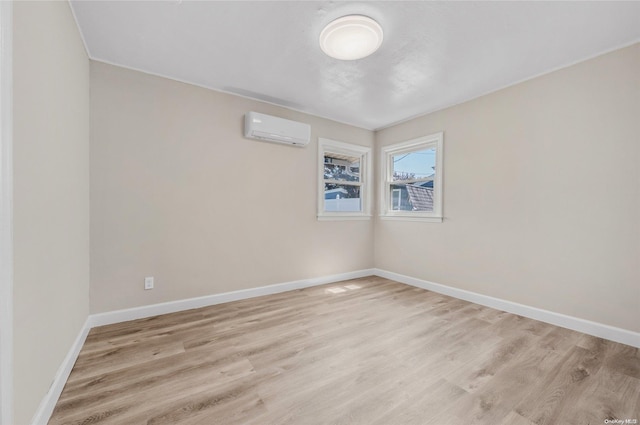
[318,138,372,221]
[379,132,444,222]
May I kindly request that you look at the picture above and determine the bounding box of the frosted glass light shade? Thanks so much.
[319,15,383,60]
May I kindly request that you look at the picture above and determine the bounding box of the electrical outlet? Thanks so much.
[144,276,154,290]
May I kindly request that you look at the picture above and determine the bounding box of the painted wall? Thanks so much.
[12,2,90,424]
[90,62,374,313]
[375,44,640,332]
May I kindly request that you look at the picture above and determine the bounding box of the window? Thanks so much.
[380,132,443,222]
[318,138,372,220]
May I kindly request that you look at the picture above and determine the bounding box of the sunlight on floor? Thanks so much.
[325,284,361,294]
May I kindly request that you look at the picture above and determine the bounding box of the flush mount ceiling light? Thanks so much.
[319,15,383,60]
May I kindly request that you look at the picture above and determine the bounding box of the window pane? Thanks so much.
[324,183,361,212]
[324,153,360,183]
[392,148,435,181]
[390,183,434,212]
[391,188,402,211]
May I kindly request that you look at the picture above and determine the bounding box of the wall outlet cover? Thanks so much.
[144,276,154,290]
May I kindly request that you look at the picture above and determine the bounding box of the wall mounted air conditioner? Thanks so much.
[244,112,311,147]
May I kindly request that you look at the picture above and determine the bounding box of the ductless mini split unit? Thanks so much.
[244,112,311,147]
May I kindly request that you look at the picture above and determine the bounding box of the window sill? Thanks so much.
[379,215,443,223]
[317,214,372,221]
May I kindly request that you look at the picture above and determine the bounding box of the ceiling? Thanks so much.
[70,1,640,130]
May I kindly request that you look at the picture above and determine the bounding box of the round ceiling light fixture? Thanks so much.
[319,15,383,60]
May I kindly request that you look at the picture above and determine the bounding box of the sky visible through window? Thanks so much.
[393,148,436,179]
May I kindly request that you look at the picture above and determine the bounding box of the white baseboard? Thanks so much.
[374,268,640,348]
[89,269,375,328]
[30,317,92,425]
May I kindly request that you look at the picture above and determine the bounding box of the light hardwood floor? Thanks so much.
[49,277,639,425]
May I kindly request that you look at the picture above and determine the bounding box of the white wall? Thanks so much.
[12,2,90,423]
[375,43,640,333]
[90,61,375,313]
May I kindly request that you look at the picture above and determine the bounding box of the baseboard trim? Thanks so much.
[374,268,640,348]
[30,316,92,425]
[89,269,376,328]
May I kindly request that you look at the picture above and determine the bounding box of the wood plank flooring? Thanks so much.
[48,277,640,425]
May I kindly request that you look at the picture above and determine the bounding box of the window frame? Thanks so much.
[318,138,372,221]
[380,132,444,222]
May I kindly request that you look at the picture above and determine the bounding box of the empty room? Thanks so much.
[1,1,639,424]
